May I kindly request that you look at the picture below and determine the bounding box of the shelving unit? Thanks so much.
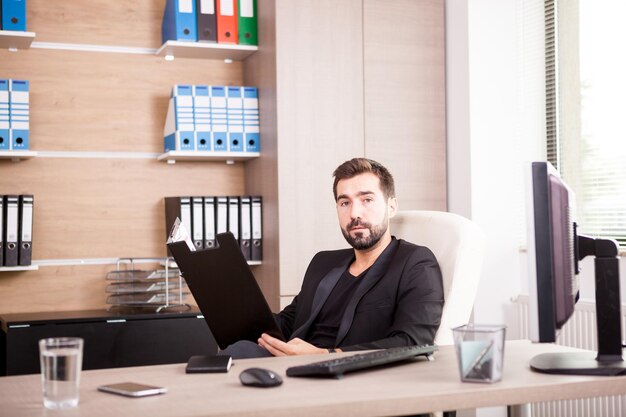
[0,30,35,50]
[163,258,261,268]
[157,150,260,164]
[0,1,265,315]
[155,40,257,61]
[0,150,38,161]
[0,265,39,272]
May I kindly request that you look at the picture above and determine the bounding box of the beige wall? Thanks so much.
[268,0,447,302]
[364,0,447,211]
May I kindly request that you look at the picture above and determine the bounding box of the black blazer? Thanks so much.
[276,237,444,351]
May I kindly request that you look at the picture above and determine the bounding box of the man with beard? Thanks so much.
[222,158,444,358]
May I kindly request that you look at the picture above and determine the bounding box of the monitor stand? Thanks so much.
[531,235,625,376]
[531,351,626,376]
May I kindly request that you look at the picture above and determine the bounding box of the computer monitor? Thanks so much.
[526,161,626,375]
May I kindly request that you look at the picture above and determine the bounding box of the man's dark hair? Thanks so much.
[332,158,396,201]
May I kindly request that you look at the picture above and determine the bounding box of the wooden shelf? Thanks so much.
[157,150,260,164]
[164,259,262,268]
[0,30,35,50]
[0,265,39,272]
[0,150,38,161]
[155,40,257,61]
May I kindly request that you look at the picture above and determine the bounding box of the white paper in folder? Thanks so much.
[167,217,195,251]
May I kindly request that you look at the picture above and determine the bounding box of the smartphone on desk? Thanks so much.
[97,382,167,397]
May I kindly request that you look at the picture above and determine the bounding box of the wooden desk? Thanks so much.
[1,341,626,417]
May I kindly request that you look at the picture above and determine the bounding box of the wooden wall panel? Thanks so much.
[0,48,243,153]
[274,0,365,297]
[243,1,280,310]
[364,0,447,211]
[269,0,447,300]
[28,0,164,48]
[0,158,245,259]
[0,264,199,314]
[0,1,251,314]
[0,265,112,314]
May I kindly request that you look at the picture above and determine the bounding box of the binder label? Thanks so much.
[179,0,193,13]
[241,202,251,240]
[216,197,228,234]
[180,197,192,239]
[0,197,3,252]
[11,91,29,104]
[240,0,254,17]
[211,97,226,108]
[204,198,216,242]
[21,200,33,241]
[228,199,239,239]
[200,0,215,14]
[6,199,18,242]
[192,203,205,248]
[220,0,235,16]
[252,199,262,239]
[195,96,210,107]
[176,95,193,107]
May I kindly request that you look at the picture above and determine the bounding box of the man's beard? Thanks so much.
[341,214,388,250]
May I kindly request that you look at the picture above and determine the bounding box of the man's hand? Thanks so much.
[258,333,329,356]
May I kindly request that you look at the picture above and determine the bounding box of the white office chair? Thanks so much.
[390,210,485,346]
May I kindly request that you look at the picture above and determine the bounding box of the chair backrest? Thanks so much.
[390,210,485,345]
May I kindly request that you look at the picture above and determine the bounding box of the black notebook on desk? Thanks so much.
[167,233,285,350]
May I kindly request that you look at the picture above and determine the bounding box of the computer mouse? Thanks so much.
[239,367,283,388]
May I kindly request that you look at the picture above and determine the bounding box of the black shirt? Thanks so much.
[306,268,368,348]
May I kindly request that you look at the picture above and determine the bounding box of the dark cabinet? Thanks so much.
[0,309,217,376]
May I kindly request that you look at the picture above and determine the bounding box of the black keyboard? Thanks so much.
[286,344,438,378]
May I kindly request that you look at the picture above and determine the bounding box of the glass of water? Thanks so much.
[39,337,84,409]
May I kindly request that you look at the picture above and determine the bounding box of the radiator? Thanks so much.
[513,295,626,417]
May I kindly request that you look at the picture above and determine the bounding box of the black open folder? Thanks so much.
[167,232,284,350]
